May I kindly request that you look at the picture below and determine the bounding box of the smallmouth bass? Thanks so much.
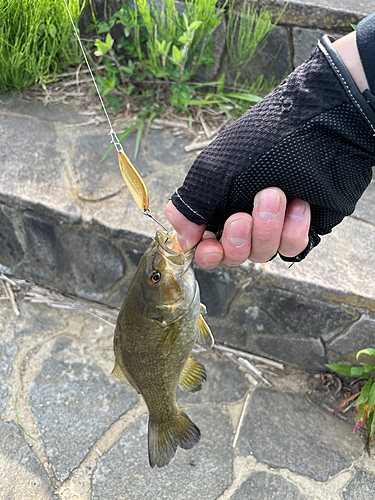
[113,230,214,468]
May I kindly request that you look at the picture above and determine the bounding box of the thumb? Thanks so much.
[165,200,206,252]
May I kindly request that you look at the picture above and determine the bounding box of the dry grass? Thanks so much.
[21,62,237,154]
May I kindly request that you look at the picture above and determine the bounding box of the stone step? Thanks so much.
[0,94,374,372]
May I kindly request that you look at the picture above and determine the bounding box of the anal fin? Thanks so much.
[197,313,214,348]
[112,361,141,394]
[111,361,128,382]
[179,355,206,393]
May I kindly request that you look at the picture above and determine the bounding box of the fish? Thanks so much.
[112,229,214,468]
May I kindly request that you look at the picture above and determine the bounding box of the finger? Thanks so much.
[221,213,253,266]
[249,187,287,263]
[165,200,206,252]
[278,199,311,258]
[195,231,224,269]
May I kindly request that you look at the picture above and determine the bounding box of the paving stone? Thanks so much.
[74,133,152,200]
[195,266,238,318]
[0,209,24,270]
[28,337,138,482]
[267,216,375,306]
[343,470,375,500]
[292,27,345,67]
[229,305,284,336]
[232,471,310,500]
[91,406,233,500]
[0,93,87,124]
[22,212,125,298]
[241,285,356,338]
[327,315,375,358]
[0,422,59,500]
[123,247,147,269]
[251,0,371,29]
[0,263,12,275]
[0,344,18,418]
[177,352,248,404]
[147,171,186,211]
[6,302,66,341]
[204,317,246,347]
[237,389,362,482]
[0,114,80,223]
[91,172,176,238]
[251,335,326,371]
[0,304,13,343]
[147,130,192,166]
[104,282,130,309]
[353,177,375,226]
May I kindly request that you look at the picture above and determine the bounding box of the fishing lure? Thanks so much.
[63,0,167,231]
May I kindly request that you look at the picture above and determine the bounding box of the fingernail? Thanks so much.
[227,219,251,247]
[201,252,223,266]
[286,201,307,221]
[254,189,281,222]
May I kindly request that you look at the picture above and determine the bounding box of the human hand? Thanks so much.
[166,188,310,269]
[169,36,375,263]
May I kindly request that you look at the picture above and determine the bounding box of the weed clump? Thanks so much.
[0,0,84,93]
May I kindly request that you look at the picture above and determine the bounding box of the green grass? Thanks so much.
[0,0,85,93]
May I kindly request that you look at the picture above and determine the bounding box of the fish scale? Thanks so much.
[113,230,214,468]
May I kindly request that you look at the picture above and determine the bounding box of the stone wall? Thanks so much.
[1,95,375,373]
[80,0,373,83]
[1,0,374,373]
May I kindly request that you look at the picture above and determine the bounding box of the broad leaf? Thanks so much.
[356,380,373,406]
[326,363,352,376]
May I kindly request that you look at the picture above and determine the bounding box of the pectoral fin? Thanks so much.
[162,327,180,356]
[179,356,207,392]
[197,314,214,348]
[112,361,128,382]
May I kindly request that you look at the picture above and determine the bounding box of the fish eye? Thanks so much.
[149,270,161,284]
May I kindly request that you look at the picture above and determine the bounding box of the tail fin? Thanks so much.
[148,409,200,468]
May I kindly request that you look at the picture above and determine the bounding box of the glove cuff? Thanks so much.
[318,35,375,133]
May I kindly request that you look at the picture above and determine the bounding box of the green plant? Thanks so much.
[226,1,285,72]
[94,0,224,85]
[327,348,375,455]
[0,0,85,93]
[93,0,283,159]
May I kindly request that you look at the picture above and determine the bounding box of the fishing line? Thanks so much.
[62,0,170,232]
[62,0,122,151]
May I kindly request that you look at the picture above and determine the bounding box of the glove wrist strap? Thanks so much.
[318,35,375,134]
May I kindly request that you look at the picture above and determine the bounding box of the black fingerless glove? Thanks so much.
[171,32,375,262]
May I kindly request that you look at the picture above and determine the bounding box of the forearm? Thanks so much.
[333,12,375,109]
[333,31,369,93]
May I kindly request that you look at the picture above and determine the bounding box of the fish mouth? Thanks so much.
[155,230,194,264]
